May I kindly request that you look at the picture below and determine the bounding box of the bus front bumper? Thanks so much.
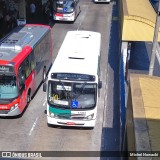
[0,107,21,117]
[47,116,96,128]
[94,0,110,2]
[54,15,75,21]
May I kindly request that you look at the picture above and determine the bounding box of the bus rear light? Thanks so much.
[55,13,63,17]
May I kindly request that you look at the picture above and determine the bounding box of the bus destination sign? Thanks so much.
[0,65,14,73]
[51,73,95,81]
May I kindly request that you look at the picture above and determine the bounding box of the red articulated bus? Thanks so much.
[0,24,53,116]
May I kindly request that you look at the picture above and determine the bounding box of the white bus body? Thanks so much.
[43,30,102,128]
[53,0,81,21]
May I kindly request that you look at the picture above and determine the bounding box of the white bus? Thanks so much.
[52,0,81,21]
[43,30,102,128]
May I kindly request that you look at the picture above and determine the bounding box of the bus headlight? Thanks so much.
[10,103,18,111]
[67,12,75,18]
[49,112,55,118]
[85,113,94,120]
[49,112,58,118]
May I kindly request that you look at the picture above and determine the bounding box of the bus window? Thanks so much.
[25,59,31,78]
[18,69,25,89]
[30,52,35,71]
[18,56,30,81]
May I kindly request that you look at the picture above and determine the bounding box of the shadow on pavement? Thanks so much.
[100,0,121,159]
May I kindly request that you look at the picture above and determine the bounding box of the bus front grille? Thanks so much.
[57,115,84,120]
[71,117,84,120]
[0,110,10,114]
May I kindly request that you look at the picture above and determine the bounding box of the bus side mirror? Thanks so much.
[21,75,25,83]
[98,81,102,89]
[19,75,25,90]
[43,83,47,92]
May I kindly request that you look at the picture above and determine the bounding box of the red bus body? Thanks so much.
[0,24,52,116]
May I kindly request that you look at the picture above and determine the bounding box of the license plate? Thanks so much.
[59,17,66,20]
[66,122,75,125]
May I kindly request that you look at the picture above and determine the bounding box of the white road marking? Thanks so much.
[29,117,39,136]
[43,97,47,106]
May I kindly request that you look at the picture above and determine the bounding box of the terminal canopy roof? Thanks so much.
[120,0,160,42]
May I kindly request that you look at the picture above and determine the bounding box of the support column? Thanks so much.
[17,0,26,25]
[120,41,128,151]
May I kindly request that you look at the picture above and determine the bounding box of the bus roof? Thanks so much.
[0,24,50,62]
[49,30,101,79]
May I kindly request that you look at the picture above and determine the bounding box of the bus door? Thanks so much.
[18,68,27,111]
[24,52,36,95]
[17,53,36,109]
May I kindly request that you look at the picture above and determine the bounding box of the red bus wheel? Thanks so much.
[27,91,31,104]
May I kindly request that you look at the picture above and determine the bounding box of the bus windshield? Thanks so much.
[53,0,75,13]
[0,75,18,99]
[48,81,97,109]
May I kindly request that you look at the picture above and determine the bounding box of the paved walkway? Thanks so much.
[129,74,160,159]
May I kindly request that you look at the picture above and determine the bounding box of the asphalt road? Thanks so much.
[0,0,121,160]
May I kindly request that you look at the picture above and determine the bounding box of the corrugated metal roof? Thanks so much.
[121,0,160,41]
[139,76,160,151]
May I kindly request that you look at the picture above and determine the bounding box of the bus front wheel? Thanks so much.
[27,90,31,104]
[43,67,47,82]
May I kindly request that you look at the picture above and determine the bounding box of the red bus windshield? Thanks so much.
[0,75,18,99]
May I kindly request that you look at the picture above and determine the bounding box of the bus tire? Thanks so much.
[47,123,53,127]
[98,89,100,97]
[27,90,31,104]
[43,67,46,82]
